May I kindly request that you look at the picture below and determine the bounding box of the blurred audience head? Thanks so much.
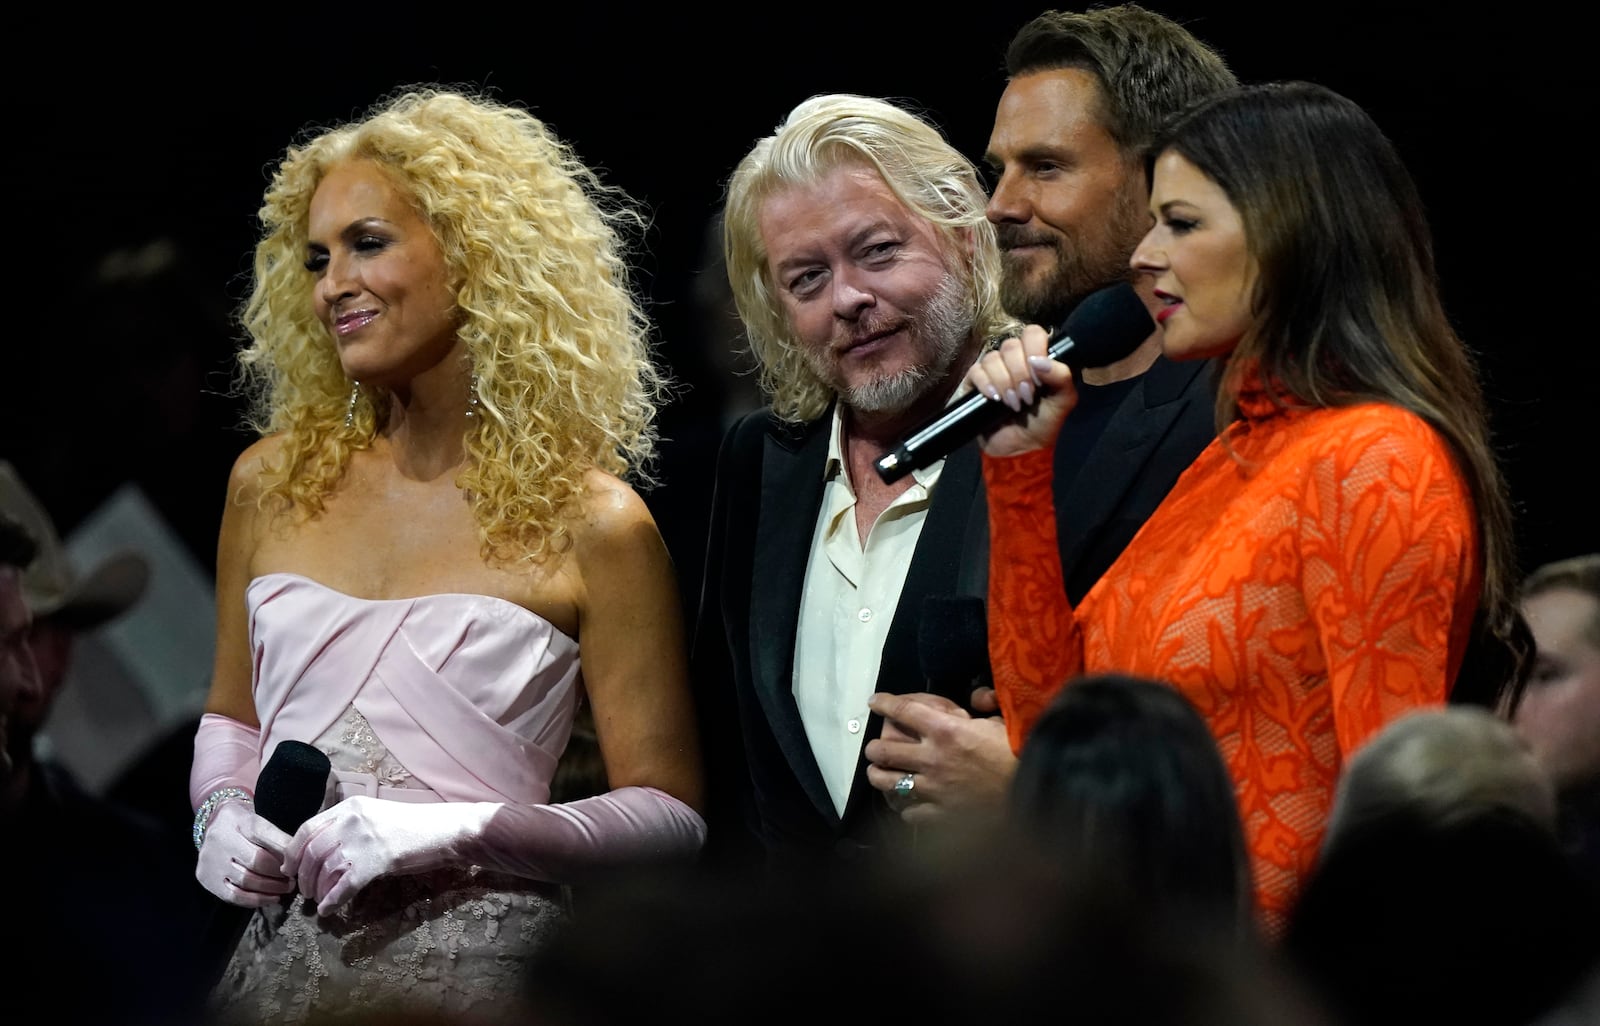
[1326,705,1557,844]
[1009,673,1253,940]
[521,848,1331,1026]
[1285,706,1599,1026]
[1514,553,1600,797]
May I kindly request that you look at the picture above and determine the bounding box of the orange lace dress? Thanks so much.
[985,386,1479,936]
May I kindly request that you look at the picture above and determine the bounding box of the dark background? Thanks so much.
[4,4,1591,615]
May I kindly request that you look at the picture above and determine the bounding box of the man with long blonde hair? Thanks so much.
[693,92,1014,877]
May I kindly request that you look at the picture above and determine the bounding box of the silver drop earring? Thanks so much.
[345,381,361,428]
[466,372,480,419]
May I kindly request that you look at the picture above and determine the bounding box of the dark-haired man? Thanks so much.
[865,4,1237,819]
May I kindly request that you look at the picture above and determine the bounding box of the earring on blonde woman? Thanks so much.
[344,381,361,428]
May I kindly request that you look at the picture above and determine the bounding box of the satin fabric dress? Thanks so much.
[210,572,583,1023]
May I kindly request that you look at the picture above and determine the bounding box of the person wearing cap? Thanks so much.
[0,462,216,1024]
[0,510,44,797]
[0,460,152,799]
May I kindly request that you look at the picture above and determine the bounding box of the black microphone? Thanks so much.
[254,740,334,835]
[197,740,332,989]
[919,594,990,702]
[875,281,1154,484]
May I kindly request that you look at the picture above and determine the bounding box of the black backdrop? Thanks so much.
[5,4,1591,614]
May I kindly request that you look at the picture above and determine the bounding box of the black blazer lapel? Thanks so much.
[1056,356,1216,603]
[749,415,836,822]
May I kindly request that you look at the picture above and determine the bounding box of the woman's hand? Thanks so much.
[966,325,1080,457]
[195,799,296,908]
[283,797,494,916]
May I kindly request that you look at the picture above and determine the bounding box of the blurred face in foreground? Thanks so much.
[1516,587,1600,792]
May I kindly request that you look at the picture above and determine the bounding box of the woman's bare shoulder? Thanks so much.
[219,433,296,519]
[576,467,654,527]
[567,468,667,565]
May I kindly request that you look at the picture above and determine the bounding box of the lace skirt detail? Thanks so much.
[209,708,570,1023]
[209,867,570,1023]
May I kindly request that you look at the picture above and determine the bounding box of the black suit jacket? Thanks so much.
[691,406,990,878]
[691,357,1217,880]
[1056,354,1219,604]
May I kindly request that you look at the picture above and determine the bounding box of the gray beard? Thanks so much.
[837,273,975,416]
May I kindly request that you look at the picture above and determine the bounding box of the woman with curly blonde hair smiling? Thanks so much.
[187,85,705,1023]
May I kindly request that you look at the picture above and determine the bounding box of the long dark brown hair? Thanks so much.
[1149,81,1524,701]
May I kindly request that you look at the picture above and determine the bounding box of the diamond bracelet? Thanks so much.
[193,787,253,851]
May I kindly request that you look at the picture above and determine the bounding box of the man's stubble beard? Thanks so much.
[817,272,977,418]
[998,183,1148,329]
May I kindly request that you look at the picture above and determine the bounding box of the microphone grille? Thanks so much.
[1055,282,1154,369]
[254,740,333,833]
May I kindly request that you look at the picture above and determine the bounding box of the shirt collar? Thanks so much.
[823,402,944,490]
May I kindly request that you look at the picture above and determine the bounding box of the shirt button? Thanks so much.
[857,607,872,622]
[846,718,862,734]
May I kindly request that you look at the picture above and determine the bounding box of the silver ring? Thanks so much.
[893,772,916,799]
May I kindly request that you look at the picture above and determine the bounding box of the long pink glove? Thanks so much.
[190,713,296,907]
[188,712,260,805]
[282,786,707,916]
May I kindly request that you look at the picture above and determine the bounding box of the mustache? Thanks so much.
[995,225,1060,251]
[835,317,905,349]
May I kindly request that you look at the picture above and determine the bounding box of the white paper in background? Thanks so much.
[36,482,215,793]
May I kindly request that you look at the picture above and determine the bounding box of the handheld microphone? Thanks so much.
[875,281,1154,484]
[254,740,334,835]
[198,740,332,989]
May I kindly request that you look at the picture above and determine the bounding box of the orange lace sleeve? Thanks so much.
[1295,409,1476,755]
[984,447,1084,753]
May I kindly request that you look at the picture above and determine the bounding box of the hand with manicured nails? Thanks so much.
[965,325,1080,457]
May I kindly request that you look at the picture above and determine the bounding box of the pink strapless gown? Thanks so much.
[211,573,583,1024]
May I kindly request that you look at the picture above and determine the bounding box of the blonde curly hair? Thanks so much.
[234,85,668,566]
[721,93,1016,423]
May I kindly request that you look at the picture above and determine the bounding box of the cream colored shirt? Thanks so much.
[793,405,943,817]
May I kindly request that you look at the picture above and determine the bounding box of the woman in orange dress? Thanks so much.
[970,81,1523,936]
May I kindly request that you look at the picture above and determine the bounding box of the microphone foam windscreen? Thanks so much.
[918,594,990,685]
[1055,282,1156,370]
[254,740,333,833]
